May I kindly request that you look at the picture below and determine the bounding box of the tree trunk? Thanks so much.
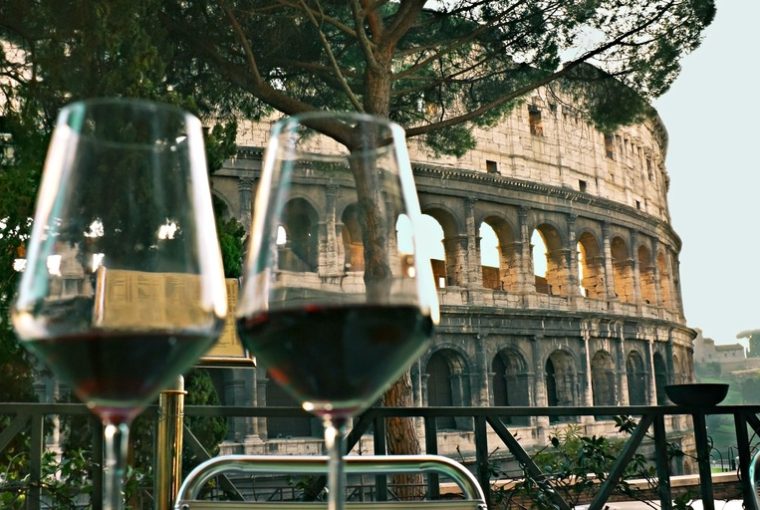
[382,372,426,499]
[351,61,426,493]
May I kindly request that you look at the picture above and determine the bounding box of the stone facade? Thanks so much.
[209,90,695,461]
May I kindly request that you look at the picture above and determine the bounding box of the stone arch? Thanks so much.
[591,350,616,407]
[653,351,668,405]
[657,251,674,309]
[492,348,530,425]
[611,236,635,303]
[481,215,519,292]
[265,370,317,438]
[626,350,648,405]
[638,244,657,305]
[423,207,462,288]
[545,349,577,422]
[278,197,319,272]
[212,191,234,220]
[341,203,364,271]
[426,348,472,429]
[533,223,569,296]
[577,231,605,299]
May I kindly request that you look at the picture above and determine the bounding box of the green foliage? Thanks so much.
[206,121,239,174]
[156,0,713,153]
[218,218,247,279]
[494,417,694,510]
[183,369,228,473]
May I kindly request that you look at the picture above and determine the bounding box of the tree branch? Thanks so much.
[299,0,364,111]
[380,0,426,50]
[349,0,381,71]
[405,1,676,138]
[273,0,359,39]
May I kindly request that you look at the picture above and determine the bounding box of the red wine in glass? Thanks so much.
[24,330,218,423]
[238,304,432,416]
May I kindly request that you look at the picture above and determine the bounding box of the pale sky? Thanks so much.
[654,0,760,346]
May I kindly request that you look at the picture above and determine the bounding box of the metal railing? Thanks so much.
[2,403,760,510]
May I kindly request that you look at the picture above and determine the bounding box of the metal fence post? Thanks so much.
[154,376,186,510]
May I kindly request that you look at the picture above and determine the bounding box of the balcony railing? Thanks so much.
[1,403,759,510]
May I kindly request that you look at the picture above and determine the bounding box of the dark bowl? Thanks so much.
[665,383,729,407]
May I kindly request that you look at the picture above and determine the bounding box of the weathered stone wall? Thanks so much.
[211,88,694,463]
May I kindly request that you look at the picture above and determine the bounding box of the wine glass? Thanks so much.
[236,112,439,510]
[11,98,227,510]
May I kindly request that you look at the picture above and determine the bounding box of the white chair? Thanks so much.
[750,450,760,510]
[174,455,487,510]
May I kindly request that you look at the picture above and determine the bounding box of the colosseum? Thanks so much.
[209,89,695,462]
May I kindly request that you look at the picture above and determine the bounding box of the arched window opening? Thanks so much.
[657,252,673,309]
[421,213,447,289]
[545,350,576,423]
[341,204,364,271]
[480,223,500,290]
[591,350,616,419]
[265,371,317,438]
[492,350,530,425]
[638,245,657,305]
[577,233,604,299]
[279,198,318,272]
[532,230,549,294]
[626,351,647,405]
[426,350,471,429]
[532,225,568,296]
[611,237,634,303]
[653,352,668,405]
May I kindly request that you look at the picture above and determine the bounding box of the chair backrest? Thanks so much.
[174,455,487,510]
[751,450,760,510]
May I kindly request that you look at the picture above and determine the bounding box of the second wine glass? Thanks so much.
[236,112,439,510]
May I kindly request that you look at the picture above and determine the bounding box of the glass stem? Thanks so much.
[103,422,130,510]
[323,416,348,510]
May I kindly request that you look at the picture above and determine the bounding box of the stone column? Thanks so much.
[442,235,468,287]
[601,222,617,301]
[464,198,483,289]
[502,241,523,292]
[475,333,490,407]
[649,239,663,307]
[666,330,676,384]
[530,335,550,438]
[566,214,580,298]
[630,231,642,306]
[318,184,341,277]
[580,330,594,424]
[546,247,572,296]
[237,177,254,230]
[225,369,257,441]
[646,339,657,405]
[421,373,430,407]
[616,326,629,405]
[256,372,269,440]
[518,206,534,294]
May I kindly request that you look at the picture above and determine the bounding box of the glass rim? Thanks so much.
[56,97,202,149]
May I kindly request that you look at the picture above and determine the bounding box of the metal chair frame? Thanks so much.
[174,455,487,510]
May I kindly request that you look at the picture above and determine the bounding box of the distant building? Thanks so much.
[738,329,760,358]
[694,328,760,374]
